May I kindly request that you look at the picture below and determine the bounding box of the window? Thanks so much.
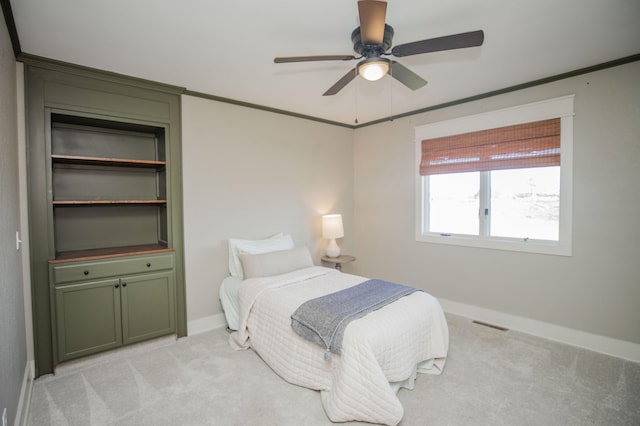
[415,96,574,256]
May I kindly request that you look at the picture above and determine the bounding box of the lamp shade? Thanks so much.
[322,214,344,239]
[358,57,390,82]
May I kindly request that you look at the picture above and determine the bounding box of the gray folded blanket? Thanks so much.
[291,279,421,360]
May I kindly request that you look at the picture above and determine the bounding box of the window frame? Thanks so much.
[415,96,574,256]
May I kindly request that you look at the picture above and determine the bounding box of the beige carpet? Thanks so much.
[27,314,640,425]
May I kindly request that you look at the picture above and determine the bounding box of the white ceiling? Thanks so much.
[9,0,640,125]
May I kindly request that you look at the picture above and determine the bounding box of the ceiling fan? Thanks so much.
[274,0,484,96]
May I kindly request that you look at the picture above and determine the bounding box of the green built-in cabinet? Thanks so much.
[25,57,186,376]
[50,253,175,363]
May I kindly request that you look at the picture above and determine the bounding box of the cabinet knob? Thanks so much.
[122,282,127,287]
[115,283,119,288]
[146,263,151,267]
[83,270,89,275]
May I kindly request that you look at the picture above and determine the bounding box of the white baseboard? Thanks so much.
[439,298,640,363]
[15,360,34,426]
[187,313,227,335]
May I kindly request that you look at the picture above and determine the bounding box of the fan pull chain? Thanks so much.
[354,68,359,124]
[389,65,393,122]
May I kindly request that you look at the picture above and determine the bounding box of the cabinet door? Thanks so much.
[55,279,122,362]
[120,271,175,345]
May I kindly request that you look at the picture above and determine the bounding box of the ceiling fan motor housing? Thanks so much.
[351,24,394,58]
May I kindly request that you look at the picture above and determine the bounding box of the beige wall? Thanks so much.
[181,95,354,324]
[353,61,640,346]
[181,61,639,356]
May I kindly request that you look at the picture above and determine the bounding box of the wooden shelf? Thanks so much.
[53,199,167,206]
[50,244,174,264]
[51,154,165,168]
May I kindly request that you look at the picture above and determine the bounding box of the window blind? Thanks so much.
[420,118,560,175]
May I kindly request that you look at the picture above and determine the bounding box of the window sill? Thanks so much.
[415,233,572,256]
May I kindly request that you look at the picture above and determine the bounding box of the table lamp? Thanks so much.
[322,214,344,258]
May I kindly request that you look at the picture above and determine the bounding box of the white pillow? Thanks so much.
[228,233,294,279]
[228,232,283,278]
[239,246,314,279]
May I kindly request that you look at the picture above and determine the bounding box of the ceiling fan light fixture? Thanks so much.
[358,58,390,81]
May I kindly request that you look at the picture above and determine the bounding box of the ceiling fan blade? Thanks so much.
[274,55,357,63]
[323,68,357,96]
[389,61,427,90]
[391,30,485,57]
[358,0,387,45]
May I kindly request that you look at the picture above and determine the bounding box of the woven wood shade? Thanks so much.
[420,118,561,175]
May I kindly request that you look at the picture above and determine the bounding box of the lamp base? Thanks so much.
[325,238,341,258]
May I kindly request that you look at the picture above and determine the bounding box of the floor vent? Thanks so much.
[472,320,509,331]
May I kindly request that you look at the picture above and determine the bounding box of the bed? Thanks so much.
[220,235,449,425]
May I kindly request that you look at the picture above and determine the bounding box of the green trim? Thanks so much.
[0,0,21,57]
[19,53,186,95]
[183,89,354,129]
[356,53,640,128]
[17,51,639,129]
[183,53,640,128]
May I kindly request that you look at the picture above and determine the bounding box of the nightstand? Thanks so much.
[321,254,355,271]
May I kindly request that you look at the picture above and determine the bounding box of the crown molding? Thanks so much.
[4,3,638,128]
[1,0,21,57]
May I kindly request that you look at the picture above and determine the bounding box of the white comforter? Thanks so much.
[230,266,449,425]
